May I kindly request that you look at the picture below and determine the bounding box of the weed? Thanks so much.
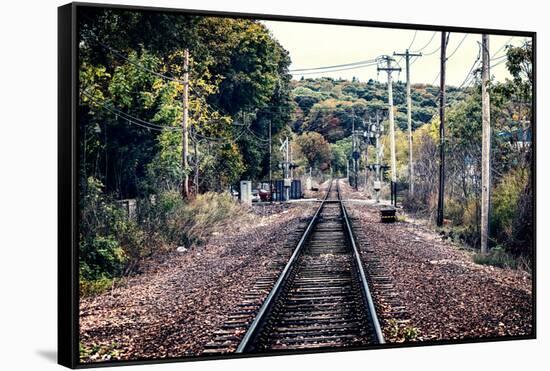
[473,246,518,269]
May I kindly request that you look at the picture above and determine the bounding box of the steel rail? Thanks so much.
[338,181,385,344]
[235,181,333,353]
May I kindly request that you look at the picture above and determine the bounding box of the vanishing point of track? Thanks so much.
[235,179,384,353]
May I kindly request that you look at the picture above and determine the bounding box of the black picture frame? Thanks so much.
[58,2,536,368]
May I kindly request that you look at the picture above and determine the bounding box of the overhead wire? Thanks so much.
[412,31,437,53]
[289,58,377,73]
[79,14,186,86]
[446,34,469,60]
[83,16,505,140]
[407,30,418,50]
[84,22,231,121]
[81,91,178,132]
[457,42,482,89]
[292,61,378,75]
[491,36,514,59]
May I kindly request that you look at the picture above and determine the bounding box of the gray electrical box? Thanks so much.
[240,180,252,205]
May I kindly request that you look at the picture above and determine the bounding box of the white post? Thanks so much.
[387,60,397,184]
[481,34,491,254]
[240,180,252,206]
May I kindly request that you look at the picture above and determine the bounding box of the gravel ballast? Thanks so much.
[339,183,533,342]
[79,202,316,362]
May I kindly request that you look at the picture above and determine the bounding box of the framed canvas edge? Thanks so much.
[57,2,537,369]
[58,2,79,369]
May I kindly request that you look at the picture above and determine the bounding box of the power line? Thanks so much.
[292,61,378,75]
[394,29,421,67]
[431,72,440,86]
[412,31,437,53]
[245,126,271,143]
[490,58,508,69]
[87,29,232,121]
[490,53,508,61]
[83,91,254,145]
[98,39,227,118]
[423,45,441,56]
[491,36,514,59]
[81,13,186,84]
[408,30,418,50]
[289,58,377,73]
[409,55,421,66]
[457,43,482,89]
[91,38,185,84]
[81,91,178,132]
[446,34,469,60]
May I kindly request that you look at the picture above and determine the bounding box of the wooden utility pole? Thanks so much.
[290,140,294,179]
[437,33,447,226]
[194,138,200,196]
[352,115,358,190]
[374,111,383,203]
[279,137,290,201]
[364,141,368,190]
[286,137,290,200]
[269,119,272,198]
[182,48,190,199]
[394,49,422,195]
[481,34,491,254]
[377,56,401,205]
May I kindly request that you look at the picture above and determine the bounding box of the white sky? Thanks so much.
[263,20,530,87]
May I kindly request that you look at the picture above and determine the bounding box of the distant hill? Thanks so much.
[290,77,470,142]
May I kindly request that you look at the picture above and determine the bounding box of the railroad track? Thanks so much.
[232,179,384,353]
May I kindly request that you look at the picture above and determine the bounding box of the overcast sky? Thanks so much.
[263,20,530,87]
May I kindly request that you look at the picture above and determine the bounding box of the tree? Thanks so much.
[331,137,352,176]
[294,132,332,171]
[78,8,293,197]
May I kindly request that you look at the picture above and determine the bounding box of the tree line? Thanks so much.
[78,8,295,293]
[77,7,533,294]
[287,43,533,265]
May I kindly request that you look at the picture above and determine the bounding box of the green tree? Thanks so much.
[295,132,332,171]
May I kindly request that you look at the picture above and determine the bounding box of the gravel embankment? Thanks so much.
[339,181,533,342]
[79,202,316,362]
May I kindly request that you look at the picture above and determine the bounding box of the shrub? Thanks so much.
[170,192,247,248]
[402,192,428,214]
[79,276,114,297]
[490,168,532,257]
[473,246,518,269]
[79,177,146,295]
[79,178,246,296]
[445,198,466,225]
[79,236,126,280]
[80,178,128,284]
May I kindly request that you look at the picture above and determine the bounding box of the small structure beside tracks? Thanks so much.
[380,208,397,223]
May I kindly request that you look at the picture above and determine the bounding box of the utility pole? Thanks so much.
[364,137,368,191]
[182,48,190,199]
[279,137,290,201]
[437,33,447,226]
[269,119,272,200]
[352,115,358,190]
[290,141,294,179]
[194,137,199,195]
[286,137,290,200]
[372,111,384,203]
[481,34,491,254]
[394,49,422,195]
[377,56,401,205]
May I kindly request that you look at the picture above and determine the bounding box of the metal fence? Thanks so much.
[272,179,302,201]
[390,181,409,207]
